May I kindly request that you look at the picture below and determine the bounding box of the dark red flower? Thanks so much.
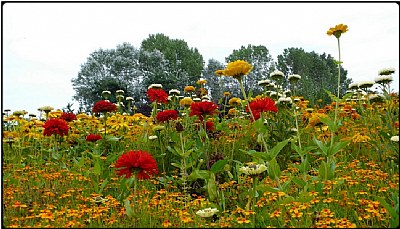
[86,134,102,142]
[246,97,278,120]
[189,101,219,121]
[147,88,169,104]
[60,112,77,122]
[205,121,214,131]
[43,118,69,137]
[92,100,117,113]
[115,150,158,180]
[156,110,178,123]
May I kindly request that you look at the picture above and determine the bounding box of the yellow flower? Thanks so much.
[223,91,231,97]
[215,69,225,76]
[179,97,194,107]
[327,23,348,38]
[184,85,196,93]
[228,97,242,107]
[219,60,253,80]
[197,78,207,85]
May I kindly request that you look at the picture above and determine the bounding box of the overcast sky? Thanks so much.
[2,2,399,115]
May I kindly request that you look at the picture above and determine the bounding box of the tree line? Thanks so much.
[71,33,352,113]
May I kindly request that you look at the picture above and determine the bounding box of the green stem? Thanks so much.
[239,78,255,122]
[331,37,341,147]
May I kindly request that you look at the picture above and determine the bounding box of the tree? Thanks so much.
[71,42,143,112]
[140,33,204,91]
[225,44,274,97]
[275,47,351,105]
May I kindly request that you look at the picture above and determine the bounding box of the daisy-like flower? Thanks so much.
[193,97,201,102]
[148,135,158,140]
[12,110,27,117]
[189,101,219,121]
[180,97,194,107]
[348,83,359,90]
[43,118,69,137]
[390,136,399,142]
[197,78,207,85]
[277,97,293,104]
[205,121,214,131]
[223,91,231,97]
[92,100,117,113]
[86,134,102,142]
[368,94,385,103]
[327,23,348,38]
[126,97,134,101]
[288,74,301,82]
[156,110,178,123]
[39,106,54,113]
[358,80,375,89]
[201,95,211,101]
[169,89,180,96]
[196,208,219,218]
[60,112,77,122]
[378,68,395,76]
[239,162,267,176]
[184,86,196,93]
[116,95,124,100]
[258,79,271,86]
[148,84,163,89]
[116,89,124,95]
[115,150,158,179]
[218,60,253,81]
[270,70,284,80]
[228,97,242,107]
[374,75,393,85]
[147,88,169,104]
[246,97,278,120]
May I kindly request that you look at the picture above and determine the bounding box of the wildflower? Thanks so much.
[197,78,207,85]
[246,97,278,120]
[43,118,69,137]
[180,97,194,107]
[348,83,359,90]
[115,150,158,179]
[327,23,348,38]
[270,70,284,80]
[369,94,385,103]
[147,88,169,104]
[169,89,180,95]
[277,96,292,104]
[148,135,158,140]
[102,90,111,98]
[223,91,231,97]
[92,100,117,113]
[189,101,219,121]
[358,80,375,89]
[215,69,225,76]
[228,97,242,107]
[201,95,211,101]
[148,84,163,89]
[126,97,134,101]
[116,89,124,95]
[205,121,214,131]
[60,112,77,122]
[196,207,219,218]
[288,74,301,82]
[306,113,328,128]
[116,94,124,100]
[12,110,27,117]
[218,60,253,81]
[239,162,267,176]
[374,75,393,84]
[39,106,54,113]
[184,86,196,93]
[378,67,395,76]
[258,79,271,86]
[156,110,178,123]
[391,136,399,142]
[86,134,102,142]
[153,125,166,132]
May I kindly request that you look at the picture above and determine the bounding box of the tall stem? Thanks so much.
[331,37,341,146]
[238,78,255,122]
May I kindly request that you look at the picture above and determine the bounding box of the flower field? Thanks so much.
[2,24,399,228]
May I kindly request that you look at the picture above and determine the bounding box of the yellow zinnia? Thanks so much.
[228,97,242,107]
[184,85,196,93]
[218,60,253,81]
[327,23,348,38]
[179,97,194,107]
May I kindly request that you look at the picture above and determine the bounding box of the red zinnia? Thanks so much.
[189,101,219,121]
[156,110,178,123]
[92,100,117,113]
[43,118,69,137]
[60,112,77,122]
[86,134,102,142]
[115,150,158,180]
[246,97,278,120]
[147,88,169,104]
[205,121,214,131]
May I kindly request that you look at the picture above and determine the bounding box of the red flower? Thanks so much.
[156,110,178,123]
[92,100,117,113]
[60,112,77,122]
[115,150,158,180]
[147,88,169,104]
[246,97,278,120]
[189,101,219,121]
[86,134,102,142]
[205,121,214,131]
[43,118,69,137]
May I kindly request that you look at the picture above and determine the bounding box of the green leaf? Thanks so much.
[124,199,135,218]
[210,159,228,174]
[327,140,350,157]
[207,174,218,201]
[269,139,289,160]
[245,149,269,161]
[298,158,310,173]
[292,177,307,188]
[375,196,399,228]
[170,162,181,168]
[268,158,281,180]
[99,178,109,194]
[188,169,210,181]
[93,159,102,176]
[313,137,329,156]
[104,135,120,142]
[256,184,280,193]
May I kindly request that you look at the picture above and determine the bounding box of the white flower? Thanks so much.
[102,90,111,95]
[374,75,393,84]
[378,68,395,76]
[116,95,124,100]
[358,81,375,88]
[288,74,301,81]
[116,89,124,95]
[288,127,298,132]
[196,208,219,218]
[149,135,158,140]
[148,84,163,89]
[169,89,180,95]
[348,83,358,90]
[278,97,292,104]
[193,98,201,102]
[201,95,211,101]
[239,163,267,175]
[126,97,134,101]
[390,136,399,142]
[270,70,284,79]
[258,79,271,86]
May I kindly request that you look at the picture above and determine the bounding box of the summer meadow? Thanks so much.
[2,24,399,228]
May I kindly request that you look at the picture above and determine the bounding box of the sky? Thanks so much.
[2,2,399,116]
